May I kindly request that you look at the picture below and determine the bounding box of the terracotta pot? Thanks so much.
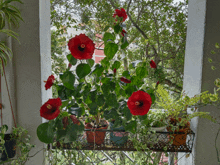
[166,118,190,146]
[85,121,108,145]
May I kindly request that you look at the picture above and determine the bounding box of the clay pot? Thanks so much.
[166,118,190,146]
[85,120,108,145]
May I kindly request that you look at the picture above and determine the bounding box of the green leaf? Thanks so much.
[87,59,94,67]
[100,57,110,68]
[37,122,54,144]
[88,102,98,115]
[215,43,220,49]
[122,71,130,78]
[67,54,77,65]
[93,64,104,77]
[76,63,91,79]
[103,32,115,43]
[112,61,121,70]
[104,25,110,31]
[123,106,132,121]
[104,43,118,60]
[97,94,105,106]
[125,121,137,134]
[121,37,129,49]
[211,50,216,54]
[136,65,148,79]
[60,100,69,109]
[60,71,75,90]
[114,24,122,34]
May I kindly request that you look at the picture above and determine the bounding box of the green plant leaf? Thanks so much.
[215,43,220,49]
[114,24,122,34]
[104,25,110,31]
[60,70,75,90]
[122,71,130,78]
[76,63,91,79]
[92,64,104,77]
[37,122,54,144]
[67,54,77,65]
[103,32,115,43]
[121,37,129,49]
[104,43,118,60]
[87,59,94,67]
[112,61,121,70]
[136,65,148,79]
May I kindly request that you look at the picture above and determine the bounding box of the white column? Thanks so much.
[179,0,220,164]
[9,0,51,164]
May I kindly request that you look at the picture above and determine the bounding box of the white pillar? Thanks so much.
[6,0,51,164]
[179,0,220,164]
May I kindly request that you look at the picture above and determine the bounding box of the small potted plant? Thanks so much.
[155,84,219,146]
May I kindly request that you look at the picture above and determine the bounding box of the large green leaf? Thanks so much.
[60,71,75,90]
[104,43,118,60]
[67,54,77,65]
[37,122,54,144]
[114,24,122,34]
[92,64,104,77]
[103,32,115,43]
[76,63,91,79]
[112,61,121,70]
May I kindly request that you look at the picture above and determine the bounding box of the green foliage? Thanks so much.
[155,85,218,124]
[0,0,23,71]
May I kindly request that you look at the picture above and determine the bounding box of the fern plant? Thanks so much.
[0,0,23,69]
[155,85,219,128]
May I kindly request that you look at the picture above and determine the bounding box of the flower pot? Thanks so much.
[109,122,128,146]
[166,119,190,146]
[85,120,108,145]
[0,134,16,161]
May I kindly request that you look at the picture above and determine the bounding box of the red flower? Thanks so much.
[127,90,152,116]
[68,34,95,60]
[40,98,62,120]
[44,75,55,90]
[113,8,127,22]
[150,60,157,68]
[113,68,117,74]
[121,29,127,36]
[156,81,159,86]
[120,77,131,83]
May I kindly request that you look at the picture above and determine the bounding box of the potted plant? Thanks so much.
[37,8,159,147]
[109,119,129,146]
[155,84,219,146]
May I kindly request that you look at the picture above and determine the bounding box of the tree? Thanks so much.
[50,0,188,95]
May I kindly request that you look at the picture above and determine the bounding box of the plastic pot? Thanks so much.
[0,134,16,161]
[109,122,128,146]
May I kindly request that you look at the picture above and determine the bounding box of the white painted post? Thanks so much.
[179,0,220,164]
[2,0,51,164]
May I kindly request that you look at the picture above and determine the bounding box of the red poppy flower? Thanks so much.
[44,75,55,90]
[150,60,157,68]
[40,98,62,120]
[68,34,95,60]
[120,77,131,83]
[121,29,127,36]
[127,90,152,116]
[113,8,127,22]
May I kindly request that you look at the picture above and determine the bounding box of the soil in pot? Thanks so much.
[0,134,16,161]
[166,118,190,146]
[85,120,108,145]
[109,122,128,146]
